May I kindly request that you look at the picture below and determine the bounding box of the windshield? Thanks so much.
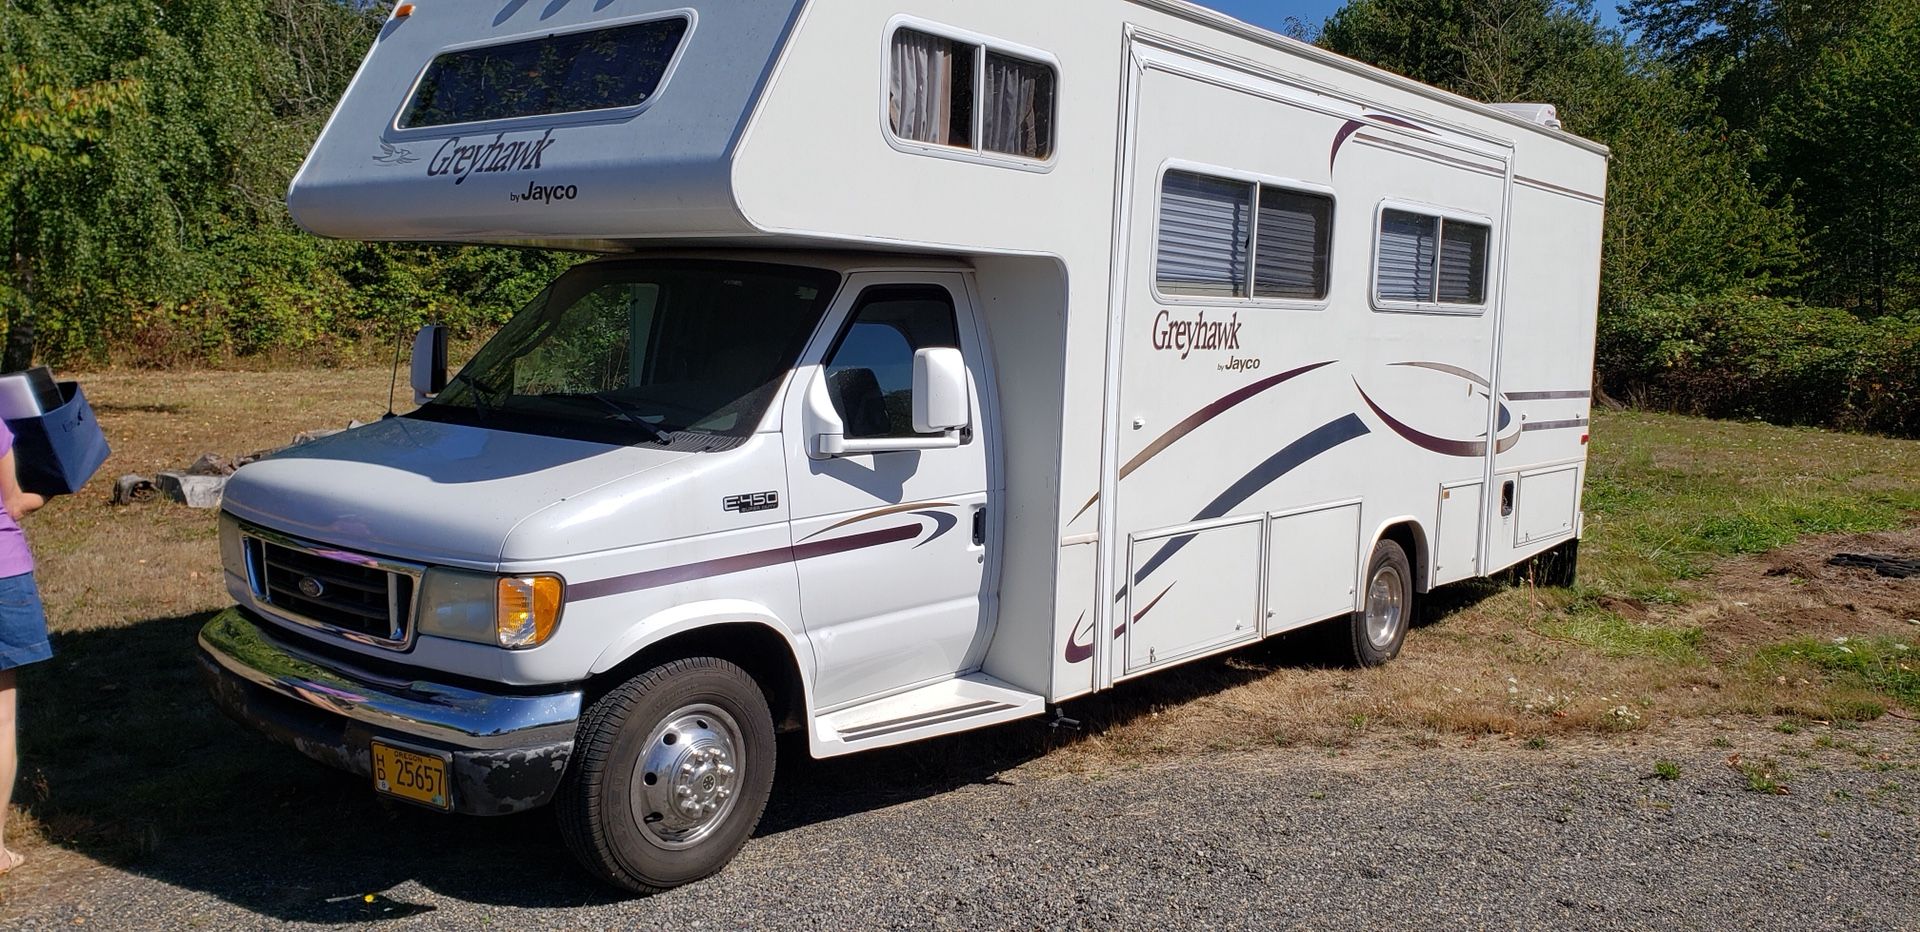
[417,260,841,447]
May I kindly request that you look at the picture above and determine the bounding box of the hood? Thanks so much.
[222,417,691,567]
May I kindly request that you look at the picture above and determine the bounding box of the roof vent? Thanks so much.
[1489,103,1562,130]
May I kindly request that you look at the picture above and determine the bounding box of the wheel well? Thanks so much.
[589,623,808,733]
[1378,521,1430,593]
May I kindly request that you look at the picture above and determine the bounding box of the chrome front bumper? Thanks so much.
[197,607,583,815]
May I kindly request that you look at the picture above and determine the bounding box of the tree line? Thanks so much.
[2,0,1917,434]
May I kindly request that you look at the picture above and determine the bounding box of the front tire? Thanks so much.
[556,657,776,894]
[1342,539,1413,667]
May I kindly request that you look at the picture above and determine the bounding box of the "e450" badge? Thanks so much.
[723,492,780,514]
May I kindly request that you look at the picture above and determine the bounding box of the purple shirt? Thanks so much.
[0,420,33,576]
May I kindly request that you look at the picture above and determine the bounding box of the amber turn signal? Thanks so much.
[496,575,564,649]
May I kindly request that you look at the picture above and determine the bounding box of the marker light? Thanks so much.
[497,575,564,649]
[394,4,416,17]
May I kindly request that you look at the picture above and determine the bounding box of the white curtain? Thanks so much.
[890,31,955,145]
[983,53,1047,158]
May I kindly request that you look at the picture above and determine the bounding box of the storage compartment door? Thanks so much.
[1266,502,1362,633]
[1515,466,1580,547]
[1434,480,1483,585]
[1125,519,1262,672]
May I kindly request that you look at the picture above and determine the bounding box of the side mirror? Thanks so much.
[410,324,448,405]
[912,347,970,433]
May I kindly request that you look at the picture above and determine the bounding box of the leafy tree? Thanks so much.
[1761,3,1920,316]
[1621,0,1881,132]
[1319,0,1800,309]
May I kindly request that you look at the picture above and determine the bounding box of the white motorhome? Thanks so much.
[198,0,1607,893]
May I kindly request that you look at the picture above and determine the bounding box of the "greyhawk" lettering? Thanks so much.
[1152,309,1242,360]
[427,129,558,185]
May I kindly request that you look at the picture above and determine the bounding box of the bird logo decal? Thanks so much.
[372,143,419,166]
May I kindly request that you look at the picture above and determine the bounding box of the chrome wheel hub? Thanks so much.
[631,704,743,849]
[1365,563,1406,649]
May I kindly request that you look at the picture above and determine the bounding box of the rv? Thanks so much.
[197,0,1608,893]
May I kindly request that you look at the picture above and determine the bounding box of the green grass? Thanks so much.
[1540,600,1706,663]
[1652,759,1682,780]
[1581,411,1920,601]
[1757,638,1920,712]
[1735,757,1790,795]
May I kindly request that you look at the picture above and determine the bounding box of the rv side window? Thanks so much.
[889,28,1055,161]
[400,16,690,129]
[823,287,961,440]
[1157,172,1252,298]
[1157,172,1333,301]
[1376,208,1490,309]
[1254,186,1334,300]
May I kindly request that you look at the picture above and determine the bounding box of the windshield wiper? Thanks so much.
[560,393,671,445]
[444,372,496,422]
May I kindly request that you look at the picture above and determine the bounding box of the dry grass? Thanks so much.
[30,369,398,632]
[2,369,1919,894]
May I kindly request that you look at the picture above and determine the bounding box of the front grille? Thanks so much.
[242,530,419,646]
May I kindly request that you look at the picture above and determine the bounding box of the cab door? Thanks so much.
[782,272,991,709]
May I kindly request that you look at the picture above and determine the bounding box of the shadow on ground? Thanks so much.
[17,582,1501,922]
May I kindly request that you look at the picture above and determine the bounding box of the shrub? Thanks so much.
[1599,292,1920,437]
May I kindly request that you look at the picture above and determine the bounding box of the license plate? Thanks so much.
[371,741,452,811]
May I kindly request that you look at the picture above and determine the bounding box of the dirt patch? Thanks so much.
[1674,525,1920,658]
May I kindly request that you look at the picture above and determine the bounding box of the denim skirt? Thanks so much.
[0,571,52,671]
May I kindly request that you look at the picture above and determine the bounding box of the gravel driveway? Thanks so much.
[6,720,1917,931]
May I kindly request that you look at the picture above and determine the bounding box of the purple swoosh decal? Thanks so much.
[1064,583,1179,664]
[1065,612,1096,664]
[570,524,921,602]
[1070,360,1337,524]
[1332,113,1440,171]
[1134,414,1372,585]
[1330,119,1366,172]
[1391,360,1491,390]
[909,510,959,549]
[802,501,958,541]
[1356,381,1521,457]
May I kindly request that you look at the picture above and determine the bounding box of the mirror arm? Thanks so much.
[814,432,962,458]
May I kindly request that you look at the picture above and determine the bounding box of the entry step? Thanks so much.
[812,674,1046,756]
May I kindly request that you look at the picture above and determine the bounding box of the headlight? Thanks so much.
[417,568,565,650]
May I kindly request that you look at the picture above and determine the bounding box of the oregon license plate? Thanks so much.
[371,741,452,811]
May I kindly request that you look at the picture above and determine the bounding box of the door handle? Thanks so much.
[972,506,987,546]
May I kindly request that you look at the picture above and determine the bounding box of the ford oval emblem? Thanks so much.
[298,576,326,599]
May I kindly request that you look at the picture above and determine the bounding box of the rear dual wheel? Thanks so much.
[556,657,776,894]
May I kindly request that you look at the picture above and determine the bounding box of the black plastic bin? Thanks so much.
[5,381,110,496]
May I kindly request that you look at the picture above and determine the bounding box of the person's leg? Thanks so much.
[0,667,18,872]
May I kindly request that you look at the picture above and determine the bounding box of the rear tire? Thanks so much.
[1342,539,1413,667]
[556,657,776,894]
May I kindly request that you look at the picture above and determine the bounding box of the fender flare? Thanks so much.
[1361,515,1431,605]
[588,598,816,710]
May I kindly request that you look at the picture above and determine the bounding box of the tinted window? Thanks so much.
[1438,221,1489,304]
[982,52,1055,158]
[1377,209,1438,302]
[401,17,689,129]
[1376,208,1491,308]
[1253,186,1334,300]
[1157,171,1253,298]
[890,27,1056,161]
[823,287,961,439]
